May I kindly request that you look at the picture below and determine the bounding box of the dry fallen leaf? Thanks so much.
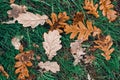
[11,36,23,50]
[83,55,95,64]
[64,20,101,42]
[73,12,84,25]
[38,61,60,73]
[99,0,117,22]
[0,65,9,79]
[87,73,94,80]
[6,4,48,28]
[15,45,34,80]
[83,0,99,18]
[46,12,69,33]
[43,30,62,60]
[70,40,86,65]
[15,12,48,28]
[7,4,27,18]
[94,35,114,60]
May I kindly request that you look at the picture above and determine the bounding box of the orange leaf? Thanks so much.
[83,0,99,18]
[46,12,69,33]
[73,12,84,25]
[0,65,9,79]
[99,0,117,22]
[94,35,114,60]
[64,20,101,42]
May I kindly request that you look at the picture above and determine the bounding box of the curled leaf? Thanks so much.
[38,61,60,73]
[43,30,62,60]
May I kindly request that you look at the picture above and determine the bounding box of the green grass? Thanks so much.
[0,0,120,80]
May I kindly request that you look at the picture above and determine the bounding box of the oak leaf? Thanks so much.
[7,4,27,18]
[83,0,99,18]
[70,40,86,65]
[64,20,101,42]
[94,35,114,60]
[99,0,117,22]
[11,36,23,50]
[43,30,62,60]
[83,55,95,64]
[46,12,69,33]
[38,61,60,73]
[15,46,34,80]
[15,12,48,28]
[0,65,9,79]
[73,12,84,25]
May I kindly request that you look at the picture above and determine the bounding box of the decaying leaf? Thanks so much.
[70,40,86,65]
[15,12,48,28]
[38,61,60,73]
[83,55,95,64]
[7,4,27,18]
[46,12,69,33]
[83,0,99,18]
[6,4,48,28]
[33,43,39,48]
[0,65,9,79]
[99,0,117,22]
[15,45,34,80]
[43,30,62,60]
[87,73,94,80]
[73,12,84,25]
[64,20,101,42]
[94,35,114,60]
[11,36,23,50]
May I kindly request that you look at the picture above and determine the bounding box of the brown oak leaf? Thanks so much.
[73,12,84,25]
[0,65,9,79]
[46,12,69,33]
[15,46,34,80]
[99,0,117,22]
[83,0,99,18]
[64,20,101,42]
[94,35,114,60]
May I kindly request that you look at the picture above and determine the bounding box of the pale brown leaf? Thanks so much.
[38,61,60,73]
[11,36,23,50]
[43,30,62,60]
[7,4,27,18]
[70,40,86,65]
[15,12,48,28]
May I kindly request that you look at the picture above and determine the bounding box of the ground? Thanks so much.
[0,0,120,80]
